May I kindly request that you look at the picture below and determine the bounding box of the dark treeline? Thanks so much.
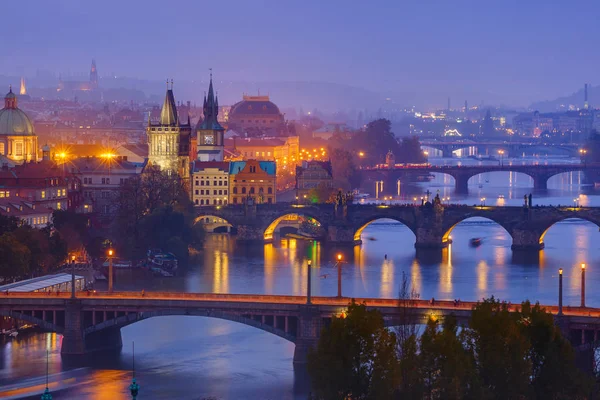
[326,118,427,191]
[308,296,593,400]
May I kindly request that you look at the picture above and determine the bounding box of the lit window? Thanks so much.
[56,202,61,210]
[41,190,46,199]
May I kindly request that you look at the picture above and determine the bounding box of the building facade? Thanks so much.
[295,161,333,201]
[0,87,38,163]
[229,160,276,204]
[0,158,73,227]
[197,76,225,162]
[147,83,191,178]
[70,156,144,217]
[191,161,229,206]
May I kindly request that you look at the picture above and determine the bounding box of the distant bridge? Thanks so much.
[195,203,600,251]
[420,140,581,158]
[362,163,598,192]
[1,292,599,364]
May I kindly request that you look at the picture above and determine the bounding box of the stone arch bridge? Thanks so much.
[362,164,600,193]
[196,203,600,251]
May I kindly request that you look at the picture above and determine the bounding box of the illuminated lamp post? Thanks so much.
[580,149,587,167]
[70,254,76,299]
[581,263,586,308]
[336,253,343,298]
[108,248,115,293]
[498,149,505,167]
[306,260,312,305]
[41,350,52,400]
[558,268,563,316]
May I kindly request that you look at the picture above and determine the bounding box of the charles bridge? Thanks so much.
[195,203,600,251]
[362,163,600,193]
[1,292,599,365]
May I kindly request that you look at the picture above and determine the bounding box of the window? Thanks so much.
[213,181,217,186]
[201,180,205,186]
[41,190,46,199]
[218,199,222,205]
[233,187,237,194]
[223,199,227,205]
[268,187,273,194]
[56,202,61,210]
[242,187,246,194]
[0,143,4,155]
[200,199,204,205]
[15,142,23,156]
[213,190,217,195]
[120,178,125,184]
[249,187,255,194]
[249,166,256,173]
[218,181,222,186]
[195,199,199,205]
[268,197,272,204]
[213,199,217,205]
[224,190,228,195]
[195,190,199,195]
[196,181,199,186]
[233,198,238,204]
[200,190,204,195]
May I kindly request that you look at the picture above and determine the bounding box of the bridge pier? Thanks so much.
[511,228,544,251]
[61,301,85,355]
[236,225,267,243]
[293,305,323,364]
[454,176,469,194]
[532,175,549,191]
[327,224,360,245]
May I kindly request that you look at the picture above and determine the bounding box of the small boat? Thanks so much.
[367,237,377,241]
[470,238,482,247]
[285,232,317,241]
[102,259,133,269]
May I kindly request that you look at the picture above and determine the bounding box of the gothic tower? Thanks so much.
[196,74,225,161]
[89,59,98,89]
[147,81,191,178]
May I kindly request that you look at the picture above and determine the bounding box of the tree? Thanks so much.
[307,182,335,203]
[12,226,67,275]
[329,147,360,190]
[0,233,31,281]
[308,300,399,400]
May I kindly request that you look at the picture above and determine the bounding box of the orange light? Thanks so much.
[337,253,342,261]
[559,268,563,275]
[71,255,75,261]
[581,263,586,270]
[108,249,114,257]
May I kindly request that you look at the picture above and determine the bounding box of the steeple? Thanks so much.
[19,77,27,95]
[90,59,98,86]
[199,72,224,131]
[160,80,178,126]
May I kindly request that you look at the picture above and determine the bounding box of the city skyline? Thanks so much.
[2,0,599,108]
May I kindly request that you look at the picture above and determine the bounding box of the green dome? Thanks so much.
[0,88,34,136]
[0,107,35,136]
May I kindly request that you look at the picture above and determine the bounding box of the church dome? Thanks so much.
[0,87,35,136]
[229,95,283,117]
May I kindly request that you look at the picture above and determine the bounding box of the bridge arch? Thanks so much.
[263,211,326,241]
[442,215,513,243]
[354,215,417,243]
[83,310,296,343]
[546,170,586,187]
[466,170,535,188]
[194,214,233,233]
[0,309,62,333]
[539,216,600,247]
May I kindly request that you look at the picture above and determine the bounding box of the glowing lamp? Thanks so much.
[336,254,342,261]
[559,268,563,275]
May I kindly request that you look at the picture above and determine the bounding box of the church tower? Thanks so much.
[196,74,225,161]
[147,81,191,178]
[19,77,27,95]
[89,59,98,89]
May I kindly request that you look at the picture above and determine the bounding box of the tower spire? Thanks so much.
[160,82,178,125]
[20,77,27,95]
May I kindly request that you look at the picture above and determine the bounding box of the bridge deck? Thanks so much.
[0,292,597,321]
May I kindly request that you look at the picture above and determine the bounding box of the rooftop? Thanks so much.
[0,273,85,292]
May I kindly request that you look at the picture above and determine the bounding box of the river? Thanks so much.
[1,157,599,399]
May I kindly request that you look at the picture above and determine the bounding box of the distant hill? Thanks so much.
[530,85,598,112]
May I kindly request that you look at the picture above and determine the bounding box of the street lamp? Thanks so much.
[306,260,312,304]
[108,248,115,293]
[480,197,486,208]
[581,263,586,308]
[558,268,563,316]
[580,149,588,167]
[70,254,76,298]
[498,149,505,167]
[336,253,343,298]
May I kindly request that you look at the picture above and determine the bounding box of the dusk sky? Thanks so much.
[2,0,599,106]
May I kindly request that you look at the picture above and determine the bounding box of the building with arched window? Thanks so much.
[229,160,276,204]
[0,87,38,163]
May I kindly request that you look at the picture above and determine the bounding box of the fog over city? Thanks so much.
[2,0,600,109]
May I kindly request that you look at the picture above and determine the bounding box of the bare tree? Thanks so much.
[395,271,421,357]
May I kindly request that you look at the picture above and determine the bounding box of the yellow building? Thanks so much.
[229,160,276,204]
[191,161,229,206]
[0,87,38,163]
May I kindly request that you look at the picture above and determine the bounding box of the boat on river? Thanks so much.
[147,249,178,276]
[470,238,482,247]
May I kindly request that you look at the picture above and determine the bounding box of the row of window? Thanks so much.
[197,180,227,187]
[195,199,228,205]
[0,191,10,198]
[238,119,276,124]
[243,151,272,157]
[25,215,49,226]
[194,189,228,196]
[40,189,66,199]
[83,191,113,199]
[232,196,273,204]
[83,177,128,185]
[232,187,273,195]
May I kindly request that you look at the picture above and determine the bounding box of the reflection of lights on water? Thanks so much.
[477,260,488,293]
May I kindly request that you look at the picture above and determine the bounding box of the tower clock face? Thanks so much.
[205,135,214,145]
